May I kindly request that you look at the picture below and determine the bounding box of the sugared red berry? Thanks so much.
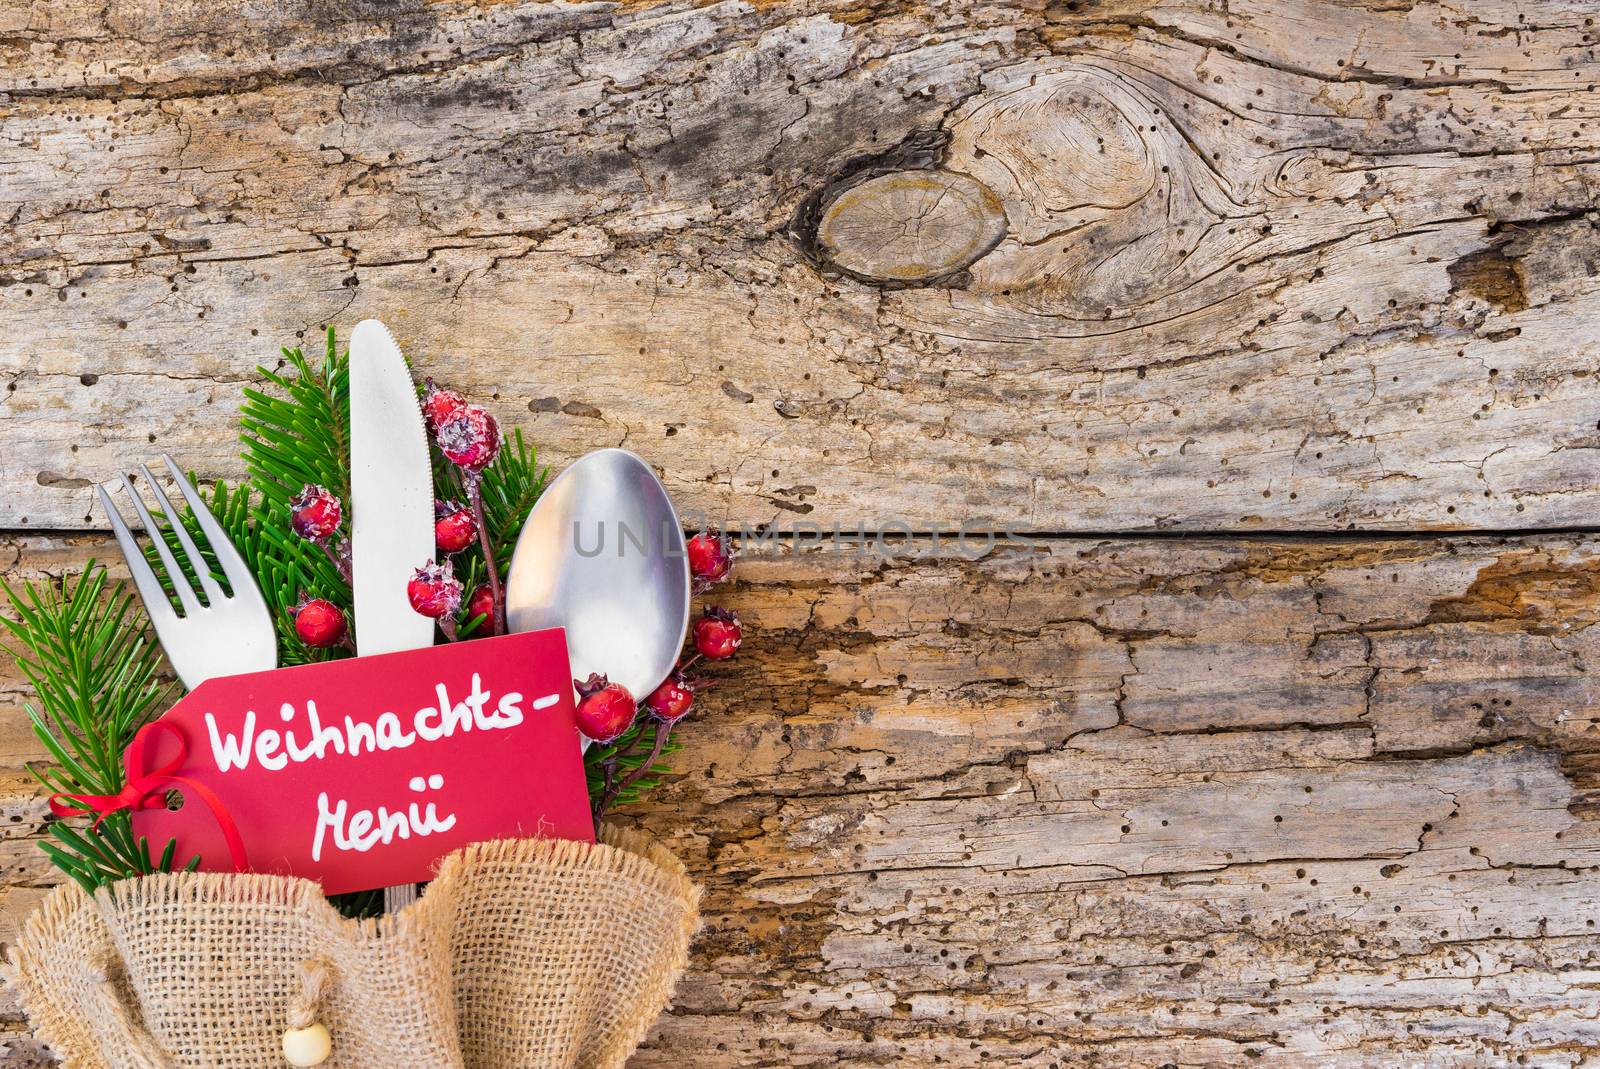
[407,560,463,619]
[436,405,500,472]
[645,674,695,725]
[463,583,499,636]
[693,606,742,660]
[421,379,467,434]
[574,674,637,743]
[434,499,477,555]
[292,597,347,649]
[289,485,342,542]
[686,529,733,584]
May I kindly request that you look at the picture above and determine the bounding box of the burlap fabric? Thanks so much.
[5,826,700,1068]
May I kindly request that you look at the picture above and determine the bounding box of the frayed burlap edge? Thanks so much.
[4,881,111,1069]
[5,826,702,1069]
[439,826,704,1069]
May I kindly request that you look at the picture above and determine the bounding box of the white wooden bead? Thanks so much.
[281,1023,332,1067]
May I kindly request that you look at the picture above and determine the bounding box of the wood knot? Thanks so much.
[811,170,1008,286]
[790,128,1005,288]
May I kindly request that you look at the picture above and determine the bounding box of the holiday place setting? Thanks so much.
[0,321,745,1067]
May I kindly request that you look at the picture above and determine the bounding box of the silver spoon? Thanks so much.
[504,449,690,737]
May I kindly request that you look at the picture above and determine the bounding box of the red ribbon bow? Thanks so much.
[49,720,248,872]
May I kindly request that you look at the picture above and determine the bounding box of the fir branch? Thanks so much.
[233,326,354,664]
[583,719,681,809]
[241,327,351,507]
[0,563,189,891]
[477,428,548,575]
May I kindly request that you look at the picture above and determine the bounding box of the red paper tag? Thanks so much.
[132,628,594,895]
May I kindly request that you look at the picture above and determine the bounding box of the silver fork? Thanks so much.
[97,456,277,689]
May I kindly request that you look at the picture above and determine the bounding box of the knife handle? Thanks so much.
[384,884,419,911]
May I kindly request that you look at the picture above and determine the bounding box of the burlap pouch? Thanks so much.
[5,826,700,1069]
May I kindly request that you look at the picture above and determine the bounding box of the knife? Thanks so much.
[349,319,435,912]
[349,319,436,657]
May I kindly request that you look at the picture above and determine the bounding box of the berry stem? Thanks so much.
[321,540,352,585]
[596,720,668,824]
[464,474,505,634]
[590,721,645,824]
[595,758,617,825]
[608,723,647,763]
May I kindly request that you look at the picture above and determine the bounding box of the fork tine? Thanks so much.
[115,472,201,615]
[97,483,180,629]
[161,456,267,615]
[140,463,225,605]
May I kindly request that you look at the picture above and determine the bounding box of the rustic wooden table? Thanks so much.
[4,0,1600,1064]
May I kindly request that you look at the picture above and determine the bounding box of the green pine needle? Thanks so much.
[0,563,189,888]
[584,720,682,809]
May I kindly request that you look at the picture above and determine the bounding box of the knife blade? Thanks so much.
[349,319,436,657]
[350,319,436,911]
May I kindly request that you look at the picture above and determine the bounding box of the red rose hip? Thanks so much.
[292,597,347,649]
[686,529,733,585]
[289,484,342,542]
[407,560,463,619]
[434,499,477,555]
[573,673,636,743]
[421,379,467,434]
[693,606,742,660]
[645,673,694,725]
[463,583,499,636]
[436,405,501,472]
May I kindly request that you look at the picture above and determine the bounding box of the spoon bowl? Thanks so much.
[504,449,690,718]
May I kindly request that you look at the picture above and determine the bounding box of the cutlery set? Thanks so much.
[95,319,691,908]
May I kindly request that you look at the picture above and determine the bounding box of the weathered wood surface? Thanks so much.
[5,534,1600,1066]
[4,0,1600,1066]
[3,0,1600,531]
